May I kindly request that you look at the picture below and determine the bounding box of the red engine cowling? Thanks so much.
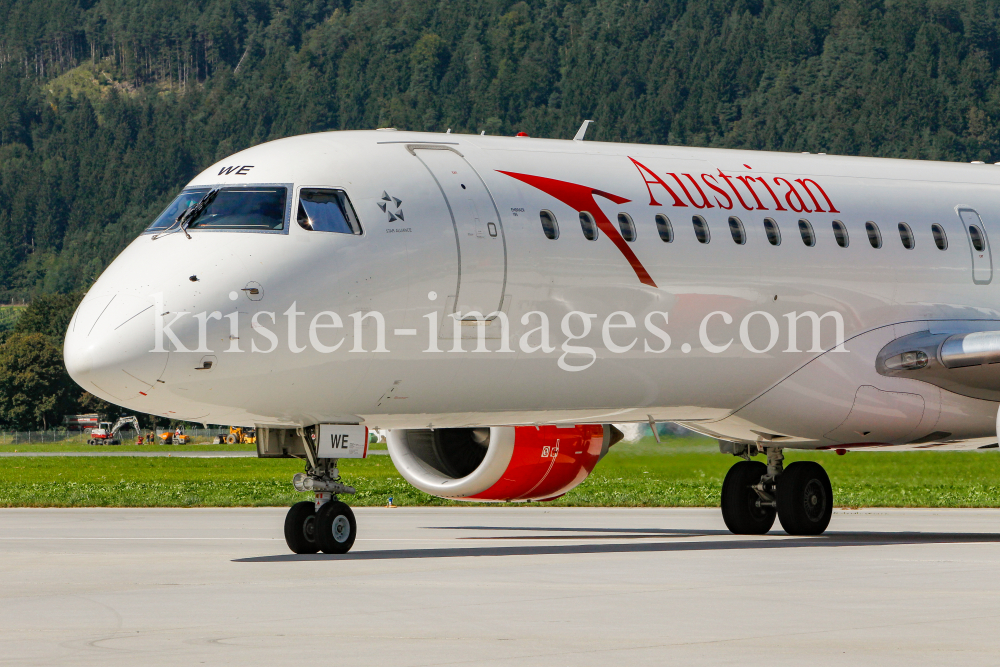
[386,425,620,501]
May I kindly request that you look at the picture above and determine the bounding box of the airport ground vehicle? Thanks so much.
[212,426,256,445]
[64,413,100,431]
[158,430,190,445]
[87,416,140,446]
[65,126,1000,552]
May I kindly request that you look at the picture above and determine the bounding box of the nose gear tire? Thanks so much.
[316,500,357,554]
[284,501,320,554]
[721,460,775,534]
[776,461,833,535]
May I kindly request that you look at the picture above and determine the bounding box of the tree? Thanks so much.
[0,292,111,428]
[12,292,81,343]
[0,332,78,430]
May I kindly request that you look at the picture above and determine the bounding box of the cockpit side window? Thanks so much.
[297,189,362,235]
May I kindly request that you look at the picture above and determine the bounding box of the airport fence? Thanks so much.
[0,428,232,445]
[0,431,87,445]
[0,292,31,306]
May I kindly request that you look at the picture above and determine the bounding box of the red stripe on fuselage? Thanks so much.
[497,171,657,287]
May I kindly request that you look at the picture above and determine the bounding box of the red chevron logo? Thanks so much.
[497,170,657,287]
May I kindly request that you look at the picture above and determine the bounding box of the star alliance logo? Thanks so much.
[378,191,404,222]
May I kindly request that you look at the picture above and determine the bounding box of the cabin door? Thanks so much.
[413,146,506,318]
[958,207,992,285]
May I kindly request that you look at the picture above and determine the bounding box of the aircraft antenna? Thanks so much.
[574,119,594,141]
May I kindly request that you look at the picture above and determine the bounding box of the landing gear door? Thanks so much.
[411,146,506,318]
[256,427,307,458]
[959,207,992,285]
[317,424,369,459]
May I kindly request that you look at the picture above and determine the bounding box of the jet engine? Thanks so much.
[386,424,622,501]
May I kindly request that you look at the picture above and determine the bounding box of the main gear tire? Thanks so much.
[721,460,775,535]
[776,461,833,536]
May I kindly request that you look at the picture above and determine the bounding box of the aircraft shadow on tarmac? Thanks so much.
[234,527,1000,562]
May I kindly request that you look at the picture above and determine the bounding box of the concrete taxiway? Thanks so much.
[1,507,999,666]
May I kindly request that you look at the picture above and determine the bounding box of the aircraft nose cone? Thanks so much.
[64,292,168,402]
[62,331,93,379]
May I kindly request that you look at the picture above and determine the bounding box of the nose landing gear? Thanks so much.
[284,501,320,554]
[284,474,359,554]
[284,495,358,554]
[719,443,833,536]
[315,500,357,554]
[282,428,358,554]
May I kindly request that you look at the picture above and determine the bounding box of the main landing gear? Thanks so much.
[720,443,833,536]
[283,430,358,554]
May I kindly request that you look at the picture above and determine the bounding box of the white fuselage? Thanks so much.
[64,130,1000,449]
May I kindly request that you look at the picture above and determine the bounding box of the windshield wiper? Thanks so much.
[152,189,220,240]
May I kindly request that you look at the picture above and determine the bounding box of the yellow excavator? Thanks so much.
[213,426,256,445]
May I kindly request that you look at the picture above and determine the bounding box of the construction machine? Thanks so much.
[88,416,140,446]
[213,426,256,445]
[159,430,191,445]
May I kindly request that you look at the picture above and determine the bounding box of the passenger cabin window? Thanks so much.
[692,215,711,244]
[898,222,915,249]
[832,220,849,248]
[763,218,781,246]
[580,211,599,241]
[539,210,559,239]
[618,213,636,242]
[728,217,746,245]
[297,189,361,234]
[866,221,882,248]
[655,214,674,242]
[147,187,287,232]
[798,219,816,247]
[969,224,986,252]
[932,224,948,250]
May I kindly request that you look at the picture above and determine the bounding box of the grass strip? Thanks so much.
[2,438,1000,508]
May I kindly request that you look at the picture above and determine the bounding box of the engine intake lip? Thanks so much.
[387,427,516,498]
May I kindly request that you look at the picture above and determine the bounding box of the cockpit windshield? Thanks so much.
[146,187,287,233]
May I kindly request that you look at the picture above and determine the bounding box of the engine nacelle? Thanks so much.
[387,425,620,502]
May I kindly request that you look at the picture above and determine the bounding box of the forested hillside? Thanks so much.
[1,0,1000,300]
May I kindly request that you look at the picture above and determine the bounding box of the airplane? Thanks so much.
[63,122,1000,554]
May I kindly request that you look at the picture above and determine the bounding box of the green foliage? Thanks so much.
[0,332,79,430]
[44,62,129,109]
[0,292,113,428]
[0,306,25,335]
[0,0,999,296]
[12,292,81,344]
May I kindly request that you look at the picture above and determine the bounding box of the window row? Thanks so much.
[537,209,979,252]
